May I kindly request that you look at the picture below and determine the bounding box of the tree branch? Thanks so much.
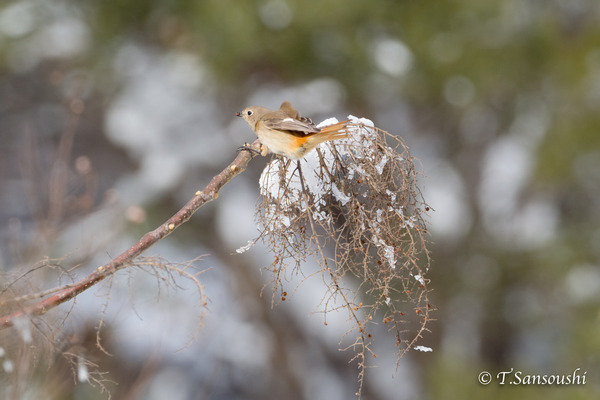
[0,140,262,330]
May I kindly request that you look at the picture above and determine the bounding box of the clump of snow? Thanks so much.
[375,155,388,175]
[413,273,425,285]
[414,345,433,352]
[372,236,396,268]
[348,115,374,127]
[317,117,340,128]
[331,184,351,205]
[236,239,257,254]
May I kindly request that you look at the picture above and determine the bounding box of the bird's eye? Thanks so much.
[246,110,253,116]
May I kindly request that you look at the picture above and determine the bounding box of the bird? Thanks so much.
[236,101,349,160]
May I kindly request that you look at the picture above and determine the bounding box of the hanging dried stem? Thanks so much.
[246,116,433,396]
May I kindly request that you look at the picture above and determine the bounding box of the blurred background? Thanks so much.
[1,0,599,399]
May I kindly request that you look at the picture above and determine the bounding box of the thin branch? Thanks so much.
[0,140,262,330]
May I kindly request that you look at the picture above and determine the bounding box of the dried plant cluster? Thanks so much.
[248,116,432,392]
[0,255,207,399]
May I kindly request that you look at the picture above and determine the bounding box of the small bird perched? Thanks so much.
[237,101,349,160]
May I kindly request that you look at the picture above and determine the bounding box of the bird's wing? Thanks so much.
[262,114,320,134]
[279,101,300,119]
[279,101,315,126]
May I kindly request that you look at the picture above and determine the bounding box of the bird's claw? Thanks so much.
[237,143,262,156]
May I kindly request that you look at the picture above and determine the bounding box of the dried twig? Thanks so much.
[0,140,262,330]
[247,118,432,397]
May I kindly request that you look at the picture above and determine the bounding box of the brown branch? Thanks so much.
[0,140,262,330]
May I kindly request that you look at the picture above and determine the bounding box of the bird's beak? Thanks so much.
[235,112,242,117]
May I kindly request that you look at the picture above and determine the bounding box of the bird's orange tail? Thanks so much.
[310,120,350,145]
